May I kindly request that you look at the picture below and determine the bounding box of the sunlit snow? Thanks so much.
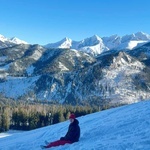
[127,40,147,50]
[0,76,40,98]
[0,100,150,150]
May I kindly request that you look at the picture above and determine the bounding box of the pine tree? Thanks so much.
[1,107,10,131]
[58,111,65,122]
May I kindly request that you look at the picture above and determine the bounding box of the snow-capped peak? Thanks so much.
[10,37,28,44]
[0,34,28,48]
[134,31,150,40]
[91,34,102,41]
[80,35,103,46]
[0,34,8,42]
[121,32,150,42]
[58,37,72,48]
[61,37,72,42]
[45,37,72,49]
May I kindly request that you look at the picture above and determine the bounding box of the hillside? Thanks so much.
[0,32,150,106]
[0,42,150,106]
[0,100,150,150]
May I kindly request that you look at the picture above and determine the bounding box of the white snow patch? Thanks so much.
[58,62,69,71]
[51,83,57,93]
[0,76,40,98]
[26,65,35,75]
[71,49,81,57]
[127,40,147,50]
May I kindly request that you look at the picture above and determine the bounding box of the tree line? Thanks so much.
[0,102,99,132]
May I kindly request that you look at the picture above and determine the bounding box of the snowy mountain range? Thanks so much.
[1,32,150,56]
[0,32,150,106]
[1,100,150,150]
[44,32,150,56]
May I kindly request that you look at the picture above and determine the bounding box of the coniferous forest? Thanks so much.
[0,95,125,133]
[0,98,100,132]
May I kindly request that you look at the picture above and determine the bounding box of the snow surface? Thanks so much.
[126,40,147,50]
[0,100,150,150]
[0,76,40,98]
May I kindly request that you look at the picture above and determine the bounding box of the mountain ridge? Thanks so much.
[44,31,150,55]
[0,41,149,106]
[1,32,150,56]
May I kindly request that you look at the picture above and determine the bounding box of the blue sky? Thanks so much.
[0,0,149,44]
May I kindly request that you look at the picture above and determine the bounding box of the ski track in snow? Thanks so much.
[0,100,150,150]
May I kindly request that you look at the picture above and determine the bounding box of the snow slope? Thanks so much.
[0,100,150,150]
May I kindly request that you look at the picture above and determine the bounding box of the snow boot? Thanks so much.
[40,145,47,149]
[45,140,49,145]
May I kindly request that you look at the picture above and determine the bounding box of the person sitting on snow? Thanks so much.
[41,113,80,149]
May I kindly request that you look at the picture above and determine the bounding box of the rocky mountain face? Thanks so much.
[0,40,150,106]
